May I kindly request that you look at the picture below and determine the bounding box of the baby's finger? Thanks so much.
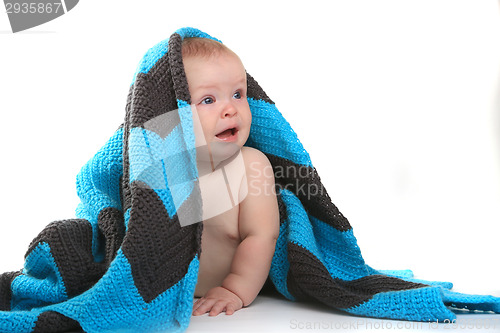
[208,300,227,316]
[193,297,205,309]
[193,298,216,316]
[192,298,205,313]
[225,303,236,315]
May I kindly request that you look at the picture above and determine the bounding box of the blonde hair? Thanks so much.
[181,37,235,59]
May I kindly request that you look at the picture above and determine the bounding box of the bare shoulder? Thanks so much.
[240,146,273,177]
[241,146,269,161]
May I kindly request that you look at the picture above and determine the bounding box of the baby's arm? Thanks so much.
[192,147,279,316]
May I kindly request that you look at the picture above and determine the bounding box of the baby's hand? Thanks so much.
[192,286,243,316]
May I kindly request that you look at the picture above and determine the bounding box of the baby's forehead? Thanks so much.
[183,53,247,81]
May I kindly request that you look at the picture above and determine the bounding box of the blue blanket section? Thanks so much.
[1,125,200,333]
[276,189,369,281]
[246,97,313,167]
[2,250,199,333]
[345,286,455,321]
[128,100,198,221]
[75,128,124,260]
[442,289,500,313]
[11,242,67,311]
[271,189,499,322]
[44,250,199,333]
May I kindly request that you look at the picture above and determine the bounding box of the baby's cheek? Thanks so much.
[193,119,213,145]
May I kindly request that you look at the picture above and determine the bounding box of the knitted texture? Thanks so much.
[0,27,499,332]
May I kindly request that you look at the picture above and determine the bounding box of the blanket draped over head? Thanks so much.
[0,27,498,333]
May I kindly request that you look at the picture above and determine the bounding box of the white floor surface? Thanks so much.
[188,294,500,333]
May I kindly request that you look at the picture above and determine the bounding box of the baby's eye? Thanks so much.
[233,91,241,99]
[201,97,214,105]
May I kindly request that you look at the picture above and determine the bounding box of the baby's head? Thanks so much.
[182,38,251,153]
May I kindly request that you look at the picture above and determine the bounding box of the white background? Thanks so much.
[0,0,499,315]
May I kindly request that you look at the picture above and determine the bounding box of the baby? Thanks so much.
[182,38,280,317]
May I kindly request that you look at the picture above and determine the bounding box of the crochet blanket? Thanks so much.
[0,27,498,333]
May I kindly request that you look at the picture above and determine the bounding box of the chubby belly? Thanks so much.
[194,206,241,297]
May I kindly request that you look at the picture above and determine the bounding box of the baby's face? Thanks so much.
[184,52,252,152]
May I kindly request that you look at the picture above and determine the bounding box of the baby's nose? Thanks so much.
[222,102,237,118]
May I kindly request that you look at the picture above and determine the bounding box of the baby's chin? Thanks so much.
[196,141,242,165]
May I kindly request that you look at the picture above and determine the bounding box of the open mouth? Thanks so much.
[215,127,238,140]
